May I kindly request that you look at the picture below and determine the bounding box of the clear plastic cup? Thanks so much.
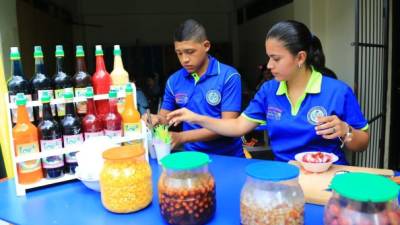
[147,130,157,159]
[153,139,171,164]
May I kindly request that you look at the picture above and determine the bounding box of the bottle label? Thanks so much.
[16,142,41,173]
[111,85,125,94]
[104,129,122,139]
[40,138,64,168]
[75,88,87,114]
[55,87,73,117]
[38,90,56,118]
[63,134,84,163]
[123,122,141,137]
[84,131,104,140]
[10,94,34,123]
[112,85,126,113]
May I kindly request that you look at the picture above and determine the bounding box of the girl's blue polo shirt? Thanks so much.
[162,55,243,156]
[243,69,368,164]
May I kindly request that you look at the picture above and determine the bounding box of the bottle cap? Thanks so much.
[95,45,103,56]
[76,45,85,57]
[85,86,94,98]
[113,45,121,56]
[41,91,51,103]
[55,45,64,57]
[10,47,21,60]
[16,93,27,106]
[34,46,44,58]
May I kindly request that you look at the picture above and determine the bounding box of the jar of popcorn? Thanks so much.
[100,145,152,213]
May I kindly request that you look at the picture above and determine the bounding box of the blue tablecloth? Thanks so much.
[0,154,337,225]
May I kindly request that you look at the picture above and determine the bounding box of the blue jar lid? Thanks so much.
[245,161,300,181]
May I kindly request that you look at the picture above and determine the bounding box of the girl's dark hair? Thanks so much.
[266,20,336,78]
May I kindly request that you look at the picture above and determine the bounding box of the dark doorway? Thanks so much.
[352,0,389,168]
[389,0,400,170]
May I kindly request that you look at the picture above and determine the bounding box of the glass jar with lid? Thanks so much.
[240,161,304,225]
[324,172,400,225]
[100,145,152,213]
[158,151,216,225]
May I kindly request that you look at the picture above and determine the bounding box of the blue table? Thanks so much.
[0,155,324,225]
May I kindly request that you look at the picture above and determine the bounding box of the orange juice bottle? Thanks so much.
[13,93,43,184]
[122,83,141,143]
[110,45,129,113]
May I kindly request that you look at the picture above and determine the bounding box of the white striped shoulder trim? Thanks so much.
[225,73,241,85]
[166,80,174,96]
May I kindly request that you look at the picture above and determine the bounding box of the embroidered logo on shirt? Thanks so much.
[307,106,327,125]
[175,93,188,104]
[266,106,282,120]
[206,90,221,106]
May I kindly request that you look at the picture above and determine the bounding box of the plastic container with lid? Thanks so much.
[158,151,216,225]
[324,172,400,225]
[240,161,304,225]
[100,145,152,213]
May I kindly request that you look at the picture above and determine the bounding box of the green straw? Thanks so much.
[153,125,171,144]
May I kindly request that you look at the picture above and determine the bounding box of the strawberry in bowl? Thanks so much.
[295,151,338,173]
[302,152,332,163]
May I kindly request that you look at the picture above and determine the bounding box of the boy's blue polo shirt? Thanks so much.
[162,55,243,156]
[243,69,368,164]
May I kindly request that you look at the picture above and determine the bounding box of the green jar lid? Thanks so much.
[161,151,211,170]
[114,45,121,56]
[85,86,94,97]
[109,89,117,98]
[330,172,400,203]
[10,47,21,60]
[95,45,103,56]
[34,46,43,58]
[125,83,133,93]
[41,91,51,103]
[55,45,64,57]
[16,93,26,106]
[76,45,85,57]
[64,91,74,100]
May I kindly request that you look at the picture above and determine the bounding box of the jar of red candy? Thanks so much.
[324,172,400,225]
[158,152,216,225]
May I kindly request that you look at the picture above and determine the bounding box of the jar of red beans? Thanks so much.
[158,151,216,225]
[324,172,400,225]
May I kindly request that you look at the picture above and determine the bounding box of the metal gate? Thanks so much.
[352,0,389,168]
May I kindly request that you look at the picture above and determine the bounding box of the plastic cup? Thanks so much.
[153,140,171,165]
[147,130,157,159]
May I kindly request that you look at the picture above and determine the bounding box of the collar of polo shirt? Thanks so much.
[276,67,323,116]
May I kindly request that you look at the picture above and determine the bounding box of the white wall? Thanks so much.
[323,0,356,88]
[235,0,356,88]
[295,0,355,88]
[0,0,19,79]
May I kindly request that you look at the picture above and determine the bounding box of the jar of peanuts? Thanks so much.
[324,172,400,225]
[240,161,304,225]
[158,151,215,225]
[100,145,152,213]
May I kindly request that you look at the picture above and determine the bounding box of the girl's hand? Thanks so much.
[167,108,199,127]
[315,115,349,140]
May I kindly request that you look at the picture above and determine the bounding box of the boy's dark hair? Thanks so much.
[174,19,208,42]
